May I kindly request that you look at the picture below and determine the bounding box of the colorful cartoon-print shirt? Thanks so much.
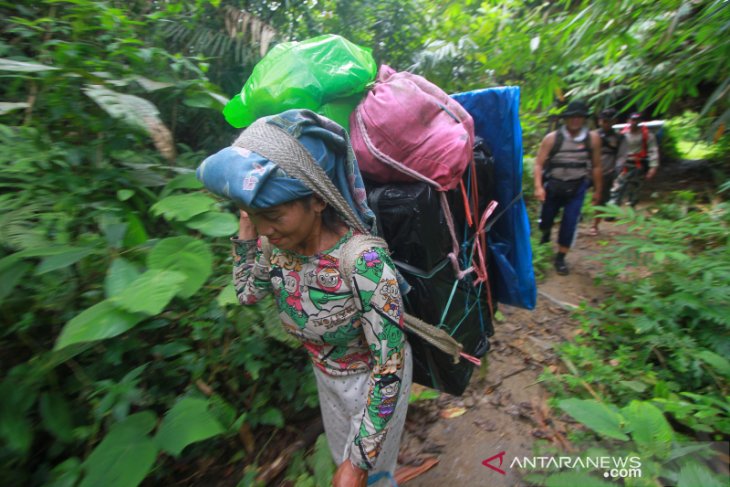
[232,231,407,470]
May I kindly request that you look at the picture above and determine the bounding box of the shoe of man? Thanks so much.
[554,258,569,275]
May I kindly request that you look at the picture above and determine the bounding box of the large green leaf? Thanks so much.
[185,211,238,237]
[216,283,238,307]
[46,457,83,487]
[696,351,730,377]
[0,379,36,455]
[0,257,32,304]
[307,434,336,487]
[123,212,149,248]
[111,269,186,315]
[80,412,158,487]
[621,400,673,458]
[150,194,217,222]
[9,246,96,275]
[155,397,224,457]
[35,247,95,275]
[54,301,145,350]
[104,258,142,299]
[99,214,128,249]
[39,392,75,443]
[147,237,212,298]
[82,84,159,132]
[558,399,629,441]
[160,172,203,198]
[258,407,284,428]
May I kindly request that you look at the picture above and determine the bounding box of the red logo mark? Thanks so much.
[482,451,507,475]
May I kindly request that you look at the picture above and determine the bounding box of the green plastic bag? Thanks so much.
[223,35,376,130]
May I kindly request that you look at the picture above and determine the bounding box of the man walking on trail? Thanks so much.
[609,112,659,208]
[533,100,602,276]
[589,108,624,236]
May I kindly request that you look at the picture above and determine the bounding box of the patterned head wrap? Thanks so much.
[197,109,376,234]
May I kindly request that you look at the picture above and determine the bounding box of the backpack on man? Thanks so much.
[620,124,650,172]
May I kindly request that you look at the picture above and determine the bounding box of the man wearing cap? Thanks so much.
[533,100,602,275]
[609,112,659,207]
[589,108,625,235]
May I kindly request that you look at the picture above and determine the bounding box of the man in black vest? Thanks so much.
[533,100,602,275]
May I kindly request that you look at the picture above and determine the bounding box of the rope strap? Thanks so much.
[339,235,473,365]
[234,121,368,234]
[403,313,462,365]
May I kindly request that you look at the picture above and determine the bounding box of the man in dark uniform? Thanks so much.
[533,100,602,275]
[590,108,624,235]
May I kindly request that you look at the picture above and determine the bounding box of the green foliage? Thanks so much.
[0,2,320,485]
[558,399,629,441]
[80,413,159,487]
[533,399,723,487]
[541,190,730,486]
[280,434,336,487]
[412,1,728,161]
[155,398,225,457]
[664,110,729,164]
[530,233,554,282]
[2,1,728,485]
[409,387,440,404]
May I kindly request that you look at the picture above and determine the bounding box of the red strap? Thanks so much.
[459,180,473,227]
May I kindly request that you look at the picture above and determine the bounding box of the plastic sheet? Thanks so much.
[451,88,537,310]
[223,35,376,129]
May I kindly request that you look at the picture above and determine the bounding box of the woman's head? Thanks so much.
[243,194,344,252]
[197,109,376,235]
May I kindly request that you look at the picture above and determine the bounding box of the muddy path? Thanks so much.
[396,218,622,487]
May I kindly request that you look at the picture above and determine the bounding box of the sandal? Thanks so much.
[588,227,599,236]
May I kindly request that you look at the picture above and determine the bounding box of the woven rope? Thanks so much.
[404,314,462,364]
[233,120,367,234]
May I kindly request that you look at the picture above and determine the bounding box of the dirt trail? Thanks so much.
[393,161,715,486]
[397,219,621,487]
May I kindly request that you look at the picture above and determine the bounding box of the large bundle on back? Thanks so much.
[348,65,501,395]
[207,34,535,396]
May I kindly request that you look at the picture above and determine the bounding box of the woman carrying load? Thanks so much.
[197,109,412,487]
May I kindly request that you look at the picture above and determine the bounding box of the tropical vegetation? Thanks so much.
[1,1,727,485]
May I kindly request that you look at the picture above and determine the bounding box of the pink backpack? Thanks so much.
[349,65,475,191]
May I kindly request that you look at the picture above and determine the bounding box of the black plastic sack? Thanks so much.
[448,136,497,238]
[401,264,493,396]
[447,137,499,309]
[366,182,450,273]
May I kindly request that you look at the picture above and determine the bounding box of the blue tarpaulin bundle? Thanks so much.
[451,87,536,310]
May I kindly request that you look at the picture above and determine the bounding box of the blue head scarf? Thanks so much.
[196,109,376,234]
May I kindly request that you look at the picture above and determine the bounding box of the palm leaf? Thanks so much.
[83,85,176,161]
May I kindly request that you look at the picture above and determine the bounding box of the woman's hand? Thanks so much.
[332,459,367,487]
[237,209,258,240]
